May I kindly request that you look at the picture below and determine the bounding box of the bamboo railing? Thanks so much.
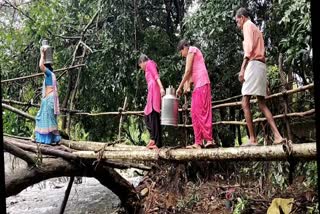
[2,82,315,145]
[1,75,317,167]
[1,45,315,145]
[1,64,86,83]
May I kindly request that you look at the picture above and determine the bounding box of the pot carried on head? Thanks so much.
[41,40,53,64]
[161,86,178,126]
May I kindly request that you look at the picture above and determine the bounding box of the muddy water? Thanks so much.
[5,153,143,214]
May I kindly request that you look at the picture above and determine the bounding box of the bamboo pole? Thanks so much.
[59,177,74,214]
[183,95,188,147]
[3,84,312,118]
[2,103,35,121]
[118,97,128,141]
[212,94,243,105]
[1,64,86,83]
[72,83,314,115]
[211,84,314,110]
[2,102,314,128]
[74,111,144,116]
[266,83,314,100]
[183,84,314,111]
[279,53,292,141]
[177,109,315,127]
[2,100,41,108]
[73,142,316,161]
[2,99,82,113]
[252,109,315,123]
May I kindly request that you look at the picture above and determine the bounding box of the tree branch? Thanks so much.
[3,141,36,166]
[4,137,78,161]
[4,0,35,22]
[81,9,100,37]
[2,103,35,121]
[5,158,84,197]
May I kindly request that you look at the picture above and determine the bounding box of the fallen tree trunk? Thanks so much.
[5,156,140,212]
[4,137,78,161]
[61,139,147,151]
[73,143,317,161]
[3,141,37,166]
[4,153,141,212]
[4,136,150,171]
[5,157,82,197]
[5,136,317,162]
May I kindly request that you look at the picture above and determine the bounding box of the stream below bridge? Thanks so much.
[5,153,143,214]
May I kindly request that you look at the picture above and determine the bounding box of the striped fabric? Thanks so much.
[35,94,61,144]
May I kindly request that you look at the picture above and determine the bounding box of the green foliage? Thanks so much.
[240,161,290,191]
[183,0,244,101]
[270,162,290,190]
[0,0,313,145]
[265,0,312,84]
[233,197,248,214]
[2,110,33,137]
[304,162,318,189]
[123,116,149,146]
[296,161,318,189]
[279,0,311,67]
[307,203,319,214]
[71,123,90,141]
[177,183,201,209]
[267,65,281,92]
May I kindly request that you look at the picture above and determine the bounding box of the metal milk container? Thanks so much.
[41,40,53,64]
[161,86,179,126]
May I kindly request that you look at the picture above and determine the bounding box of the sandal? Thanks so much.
[186,144,202,149]
[204,141,218,148]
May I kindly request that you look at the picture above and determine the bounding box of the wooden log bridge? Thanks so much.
[74,143,316,161]
[4,136,316,162]
[3,136,317,213]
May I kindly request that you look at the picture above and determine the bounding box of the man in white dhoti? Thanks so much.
[235,7,286,146]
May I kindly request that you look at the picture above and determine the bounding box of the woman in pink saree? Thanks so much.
[138,54,165,150]
[176,39,217,149]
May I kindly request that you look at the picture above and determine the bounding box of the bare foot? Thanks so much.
[148,144,159,150]
[273,138,287,145]
[186,144,202,149]
[204,141,218,148]
[146,140,155,148]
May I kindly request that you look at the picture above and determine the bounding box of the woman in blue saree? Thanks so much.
[35,47,61,144]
